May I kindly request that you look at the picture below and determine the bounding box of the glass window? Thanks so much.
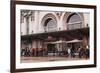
[67,13,82,30]
[44,18,57,32]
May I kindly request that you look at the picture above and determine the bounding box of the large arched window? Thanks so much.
[67,13,83,30]
[41,13,57,32]
[44,18,57,32]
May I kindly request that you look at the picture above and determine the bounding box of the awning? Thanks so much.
[66,39,82,43]
[52,40,66,44]
[44,39,82,44]
[21,27,89,41]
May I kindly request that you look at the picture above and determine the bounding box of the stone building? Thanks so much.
[21,10,89,56]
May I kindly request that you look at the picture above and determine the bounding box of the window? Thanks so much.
[67,13,83,30]
[20,12,24,23]
[44,18,57,32]
[31,11,35,21]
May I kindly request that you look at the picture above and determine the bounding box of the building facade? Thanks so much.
[21,10,89,57]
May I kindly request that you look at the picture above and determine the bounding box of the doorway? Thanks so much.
[47,44,58,56]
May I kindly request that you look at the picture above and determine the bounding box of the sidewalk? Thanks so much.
[21,56,88,63]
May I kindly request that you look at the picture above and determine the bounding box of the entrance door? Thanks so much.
[47,44,57,56]
[47,44,55,52]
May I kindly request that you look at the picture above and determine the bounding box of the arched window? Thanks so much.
[67,13,83,30]
[44,18,57,32]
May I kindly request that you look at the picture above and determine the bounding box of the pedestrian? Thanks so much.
[67,47,71,57]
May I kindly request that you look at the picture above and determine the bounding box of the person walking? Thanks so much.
[68,47,71,57]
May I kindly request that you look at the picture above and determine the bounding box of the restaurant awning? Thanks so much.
[52,40,66,44]
[66,39,83,43]
[44,39,82,44]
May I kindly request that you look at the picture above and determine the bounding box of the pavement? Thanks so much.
[21,56,88,63]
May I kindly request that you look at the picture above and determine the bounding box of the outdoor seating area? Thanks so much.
[21,42,89,59]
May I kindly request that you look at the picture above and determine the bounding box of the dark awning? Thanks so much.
[21,27,89,41]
